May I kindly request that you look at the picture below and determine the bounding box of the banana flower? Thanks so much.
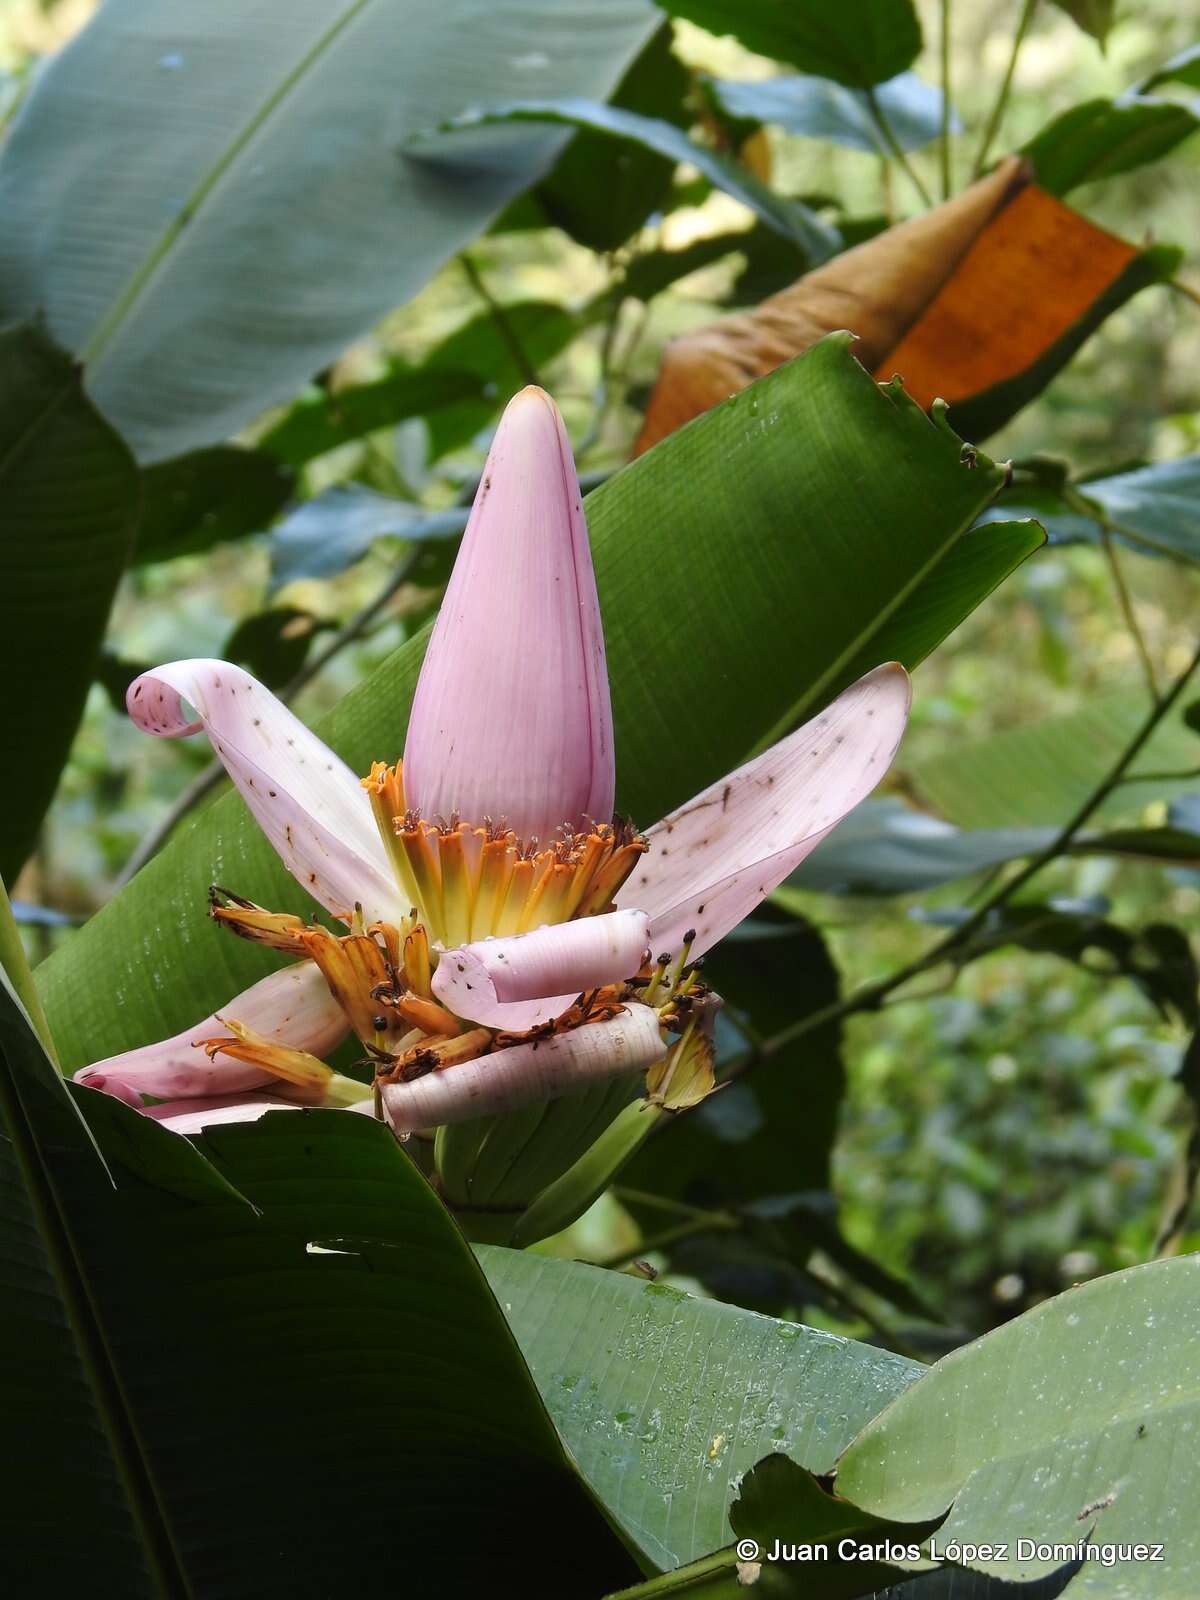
[76,388,909,1236]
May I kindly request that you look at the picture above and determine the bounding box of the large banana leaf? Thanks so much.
[0,958,642,1595]
[37,339,1032,1070]
[481,1249,922,1572]
[0,0,656,462]
[837,1258,1200,1596]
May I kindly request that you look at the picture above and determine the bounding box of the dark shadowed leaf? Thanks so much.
[258,367,485,470]
[794,798,1200,896]
[0,322,139,883]
[653,0,923,89]
[0,962,167,1596]
[1048,0,1115,45]
[134,445,293,564]
[423,299,587,460]
[620,231,765,303]
[535,25,691,251]
[268,487,466,591]
[621,916,850,1312]
[221,606,336,689]
[0,952,641,1596]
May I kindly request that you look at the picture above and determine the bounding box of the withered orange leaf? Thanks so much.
[634,157,1025,455]
[634,154,1153,455]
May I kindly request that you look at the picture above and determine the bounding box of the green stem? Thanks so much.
[613,1186,737,1225]
[459,252,541,388]
[761,637,1200,1059]
[1116,766,1200,785]
[575,275,626,460]
[605,1549,738,1598]
[595,1213,738,1271]
[1099,524,1160,702]
[1062,479,1195,566]
[0,874,58,1067]
[800,1257,925,1361]
[972,0,1038,179]
[866,87,933,206]
[939,0,953,199]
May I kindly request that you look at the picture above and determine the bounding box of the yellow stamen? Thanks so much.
[369,919,404,972]
[573,835,649,918]
[207,887,309,953]
[518,856,577,931]
[403,923,433,998]
[495,853,537,936]
[361,762,422,912]
[394,993,461,1037]
[300,925,395,1045]
[397,816,446,941]
[560,830,608,919]
[437,826,480,947]
[198,1016,332,1094]
[472,828,516,938]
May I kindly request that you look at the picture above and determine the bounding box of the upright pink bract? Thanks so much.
[402,386,615,841]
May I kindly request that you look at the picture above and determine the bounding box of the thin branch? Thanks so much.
[1099,523,1160,702]
[1168,277,1200,311]
[759,638,1200,1060]
[575,275,627,460]
[459,252,541,388]
[1116,766,1200,786]
[114,552,422,886]
[972,0,1038,179]
[866,86,933,206]
[939,0,953,199]
[612,1186,734,1225]
[594,1213,739,1271]
[1061,479,1193,567]
[800,1257,926,1361]
[1155,1120,1200,1256]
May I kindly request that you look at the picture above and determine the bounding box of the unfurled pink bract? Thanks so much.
[76,386,910,1235]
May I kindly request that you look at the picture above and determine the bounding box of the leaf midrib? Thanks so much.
[747,454,1004,756]
[80,0,378,372]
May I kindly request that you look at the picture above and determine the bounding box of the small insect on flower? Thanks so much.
[77,387,909,1233]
